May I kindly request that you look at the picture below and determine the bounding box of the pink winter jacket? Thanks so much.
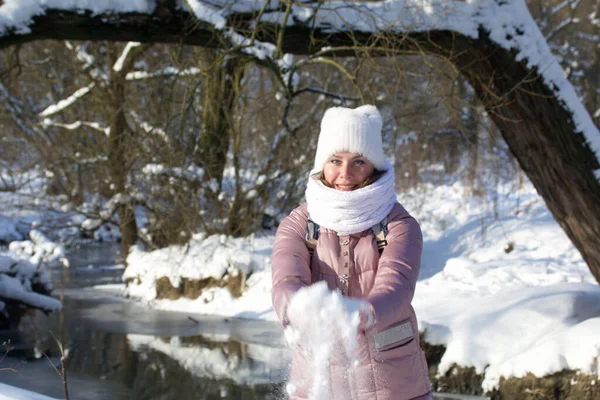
[272,202,432,400]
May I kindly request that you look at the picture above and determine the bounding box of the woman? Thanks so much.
[272,105,432,400]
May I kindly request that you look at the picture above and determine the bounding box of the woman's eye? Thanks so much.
[354,159,365,165]
[330,159,341,165]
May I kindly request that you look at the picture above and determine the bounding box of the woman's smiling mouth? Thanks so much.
[335,184,358,191]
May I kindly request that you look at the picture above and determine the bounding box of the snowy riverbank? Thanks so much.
[121,181,600,392]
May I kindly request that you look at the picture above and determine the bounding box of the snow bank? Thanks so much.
[9,229,68,267]
[431,283,600,391]
[124,233,275,320]
[406,182,600,389]
[0,232,62,313]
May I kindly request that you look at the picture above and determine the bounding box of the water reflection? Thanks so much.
[57,329,288,399]
[1,312,288,399]
[126,334,287,400]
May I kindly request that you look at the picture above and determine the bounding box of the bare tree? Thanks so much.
[0,1,599,282]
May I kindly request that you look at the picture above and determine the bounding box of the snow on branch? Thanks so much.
[185,0,289,68]
[544,17,580,41]
[0,0,598,177]
[142,163,205,182]
[185,0,227,29]
[0,274,61,312]
[40,118,110,136]
[113,41,142,72]
[99,193,131,220]
[185,1,600,175]
[64,41,94,67]
[551,0,582,15]
[129,111,169,143]
[575,32,600,43]
[73,154,108,164]
[125,66,202,80]
[38,82,95,117]
[64,41,109,83]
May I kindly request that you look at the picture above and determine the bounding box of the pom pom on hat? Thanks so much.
[313,104,387,171]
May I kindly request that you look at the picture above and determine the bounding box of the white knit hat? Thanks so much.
[313,104,387,171]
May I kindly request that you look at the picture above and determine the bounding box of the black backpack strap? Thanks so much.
[306,218,320,255]
[372,217,388,252]
[307,217,387,255]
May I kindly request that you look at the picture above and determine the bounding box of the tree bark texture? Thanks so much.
[1,6,599,282]
[107,43,139,263]
[197,51,247,236]
[199,52,239,184]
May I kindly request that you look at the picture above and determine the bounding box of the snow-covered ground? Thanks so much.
[404,182,600,390]
[123,181,600,392]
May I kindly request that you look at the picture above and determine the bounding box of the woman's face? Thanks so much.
[323,152,375,191]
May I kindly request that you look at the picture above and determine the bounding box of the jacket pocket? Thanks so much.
[378,337,414,352]
[373,336,418,361]
[372,319,418,361]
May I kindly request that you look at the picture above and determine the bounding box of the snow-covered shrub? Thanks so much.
[9,229,68,267]
[0,249,61,329]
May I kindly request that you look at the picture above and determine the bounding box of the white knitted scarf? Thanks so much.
[305,163,397,235]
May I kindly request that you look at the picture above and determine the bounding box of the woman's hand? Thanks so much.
[358,301,376,332]
[285,283,376,334]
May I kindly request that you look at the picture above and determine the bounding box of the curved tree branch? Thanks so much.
[0,1,599,282]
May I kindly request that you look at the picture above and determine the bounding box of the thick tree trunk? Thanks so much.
[432,31,600,283]
[1,5,599,281]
